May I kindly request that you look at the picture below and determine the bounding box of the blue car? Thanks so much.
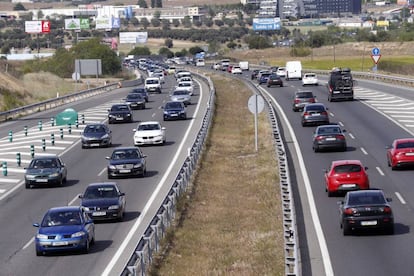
[163,101,187,121]
[33,206,95,255]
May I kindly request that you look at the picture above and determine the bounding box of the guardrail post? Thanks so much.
[42,138,46,151]
[30,144,35,158]
[81,114,85,124]
[75,119,79,128]
[51,133,55,146]
[68,123,72,134]
[16,153,21,167]
[38,120,42,131]
[24,125,28,136]
[2,161,7,176]
[50,117,55,126]
[60,128,64,139]
[8,130,12,142]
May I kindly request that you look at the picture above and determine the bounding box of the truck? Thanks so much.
[327,67,354,101]
[285,60,302,80]
[239,61,249,71]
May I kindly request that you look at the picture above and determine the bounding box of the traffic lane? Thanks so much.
[0,75,207,275]
[266,80,414,275]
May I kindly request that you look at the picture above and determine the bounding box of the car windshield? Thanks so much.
[165,102,183,109]
[347,193,386,205]
[396,142,414,149]
[296,92,313,98]
[84,125,105,133]
[42,210,81,227]
[173,90,189,95]
[84,186,117,199]
[127,94,142,100]
[334,164,362,173]
[317,127,341,135]
[305,73,316,78]
[111,105,129,111]
[132,88,146,93]
[138,124,160,131]
[30,158,58,169]
[112,149,140,160]
[146,79,158,84]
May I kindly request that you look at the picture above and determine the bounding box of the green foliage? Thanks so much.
[151,18,161,27]
[164,38,173,48]
[128,46,151,56]
[181,16,192,28]
[137,0,147,8]
[159,47,174,58]
[290,47,311,57]
[13,3,26,11]
[245,35,272,49]
[1,89,24,110]
[189,46,204,55]
[227,41,237,49]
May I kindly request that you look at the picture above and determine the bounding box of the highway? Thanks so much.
[0,72,210,276]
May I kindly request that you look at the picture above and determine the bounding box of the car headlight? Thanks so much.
[50,172,59,177]
[108,165,116,170]
[108,114,115,118]
[101,134,109,139]
[164,111,169,115]
[127,113,131,116]
[133,163,143,168]
[36,233,48,239]
[71,231,86,238]
[108,205,120,210]
[25,174,36,180]
[83,207,91,211]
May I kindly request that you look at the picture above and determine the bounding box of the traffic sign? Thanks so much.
[372,47,380,55]
[371,54,381,64]
[248,94,264,114]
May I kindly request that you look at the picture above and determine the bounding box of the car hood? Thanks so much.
[126,99,145,103]
[135,130,163,137]
[171,95,191,100]
[109,111,130,115]
[165,108,184,112]
[109,159,144,165]
[82,132,107,139]
[38,224,84,235]
[26,168,60,175]
[81,198,119,207]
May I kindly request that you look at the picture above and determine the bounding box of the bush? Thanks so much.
[290,47,311,57]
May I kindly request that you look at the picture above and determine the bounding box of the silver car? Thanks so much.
[170,90,191,106]
[301,103,329,126]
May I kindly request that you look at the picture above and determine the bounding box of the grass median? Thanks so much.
[150,73,284,275]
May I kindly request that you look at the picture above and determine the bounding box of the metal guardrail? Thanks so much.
[120,72,215,276]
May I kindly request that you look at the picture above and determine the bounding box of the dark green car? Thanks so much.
[25,155,67,189]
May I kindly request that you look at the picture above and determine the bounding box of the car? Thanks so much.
[152,72,165,83]
[79,182,126,221]
[292,90,316,112]
[301,103,329,126]
[124,93,146,110]
[144,77,162,93]
[231,66,242,74]
[257,72,272,85]
[130,87,149,102]
[276,66,286,77]
[108,103,133,124]
[163,101,187,121]
[170,89,192,106]
[133,121,166,146]
[302,72,319,86]
[177,76,193,84]
[25,155,67,188]
[175,81,194,95]
[81,123,112,149]
[312,124,347,152]
[175,70,191,79]
[106,147,147,178]
[33,206,95,255]
[325,160,370,197]
[339,190,394,235]
[266,74,283,87]
[227,65,234,73]
[386,138,414,170]
[251,69,260,80]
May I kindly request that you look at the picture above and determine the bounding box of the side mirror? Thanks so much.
[386,197,392,202]
[105,156,110,160]
[364,166,368,170]
[33,223,40,228]
[120,192,125,196]
[133,129,137,132]
[337,200,344,205]
[79,194,83,199]
[342,129,347,133]
[161,127,166,130]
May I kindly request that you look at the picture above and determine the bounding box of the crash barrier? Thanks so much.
[0,77,144,122]
[120,72,215,276]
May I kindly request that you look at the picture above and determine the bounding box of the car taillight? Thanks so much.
[294,99,300,104]
[383,206,392,214]
[335,135,345,140]
[344,208,356,215]
[321,111,328,116]
[303,112,309,116]
[315,135,324,141]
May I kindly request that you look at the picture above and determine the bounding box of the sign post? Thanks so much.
[371,47,381,71]
[248,94,265,152]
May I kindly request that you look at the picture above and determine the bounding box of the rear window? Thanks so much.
[348,193,386,205]
[305,105,325,111]
[334,164,362,173]
[396,142,414,149]
[296,92,313,98]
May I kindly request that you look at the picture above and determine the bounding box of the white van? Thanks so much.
[144,77,162,93]
[285,60,302,80]
[195,58,205,67]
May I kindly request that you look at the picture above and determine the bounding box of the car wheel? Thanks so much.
[82,239,90,254]
[280,84,283,87]
[342,222,352,236]
[301,121,306,127]
[108,174,113,179]
[25,182,31,189]
[313,146,319,153]
[327,190,334,197]
[328,95,332,102]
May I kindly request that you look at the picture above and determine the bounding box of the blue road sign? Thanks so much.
[372,47,380,55]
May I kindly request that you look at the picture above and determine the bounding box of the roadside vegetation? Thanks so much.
[149,73,284,275]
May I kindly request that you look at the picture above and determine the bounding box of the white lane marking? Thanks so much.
[338,121,344,127]
[259,87,334,276]
[0,178,21,183]
[22,237,34,250]
[348,133,355,139]
[98,167,106,177]
[102,78,205,276]
[0,189,6,193]
[361,147,368,155]
[395,192,406,205]
[329,112,334,117]
[152,113,156,118]
[376,167,385,176]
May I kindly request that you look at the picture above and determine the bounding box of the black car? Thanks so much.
[267,74,283,87]
[301,103,330,126]
[163,101,187,121]
[124,93,146,110]
[79,182,126,221]
[106,147,147,178]
[251,69,260,80]
[81,123,112,148]
[25,155,67,188]
[130,87,149,102]
[339,190,394,235]
[108,104,133,124]
[292,90,316,112]
[312,124,347,152]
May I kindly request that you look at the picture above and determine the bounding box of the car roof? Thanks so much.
[138,121,160,126]
[113,146,139,151]
[48,206,81,212]
[331,159,363,166]
[394,138,414,143]
[347,189,384,197]
[32,154,59,160]
[304,103,325,109]
[87,182,118,188]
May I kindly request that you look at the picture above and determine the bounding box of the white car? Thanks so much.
[302,73,319,86]
[175,81,194,95]
[276,67,286,77]
[177,76,193,84]
[231,66,242,74]
[133,121,166,146]
[152,72,165,84]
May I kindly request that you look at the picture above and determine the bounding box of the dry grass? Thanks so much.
[151,74,284,275]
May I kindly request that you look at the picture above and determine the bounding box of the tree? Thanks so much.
[164,38,173,48]
[172,19,180,27]
[189,46,204,55]
[128,46,151,56]
[137,0,148,8]
[13,3,26,11]
[181,16,192,28]
[159,47,173,58]
[161,19,170,30]
[151,17,161,27]
[141,18,150,29]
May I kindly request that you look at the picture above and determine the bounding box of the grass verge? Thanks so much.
[150,74,284,275]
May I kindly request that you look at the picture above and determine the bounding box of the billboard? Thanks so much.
[253,18,281,31]
[25,20,51,34]
[95,17,120,29]
[119,32,148,44]
[75,59,102,76]
[65,18,90,30]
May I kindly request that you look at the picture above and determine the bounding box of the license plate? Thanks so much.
[361,221,377,226]
[326,137,336,141]
[171,114,178,117]
[342,184,356,188]
[36,179,48,183]
[116,117,124,120]
[91,143,100,147]
[52,241,68,246]
[92,211,106,216]
[119,169,131,173]
[312,113,320,116]
[405,152,414,156]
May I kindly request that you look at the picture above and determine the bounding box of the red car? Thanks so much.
[325,160,370,197]
[387,138,414,170]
